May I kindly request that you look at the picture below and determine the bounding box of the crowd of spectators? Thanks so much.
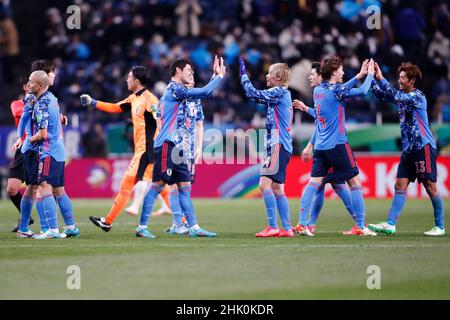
[1,0,450,151]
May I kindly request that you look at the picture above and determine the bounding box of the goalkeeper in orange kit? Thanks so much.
[80,66,169,232]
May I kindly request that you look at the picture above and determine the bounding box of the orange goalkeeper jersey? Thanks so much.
[96,88,159,161]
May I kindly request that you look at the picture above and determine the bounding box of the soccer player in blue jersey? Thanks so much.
[297,56,377,236]
[13,70,78,239]
[165,79,205,235]
[368,62,445,236]
[239,57,295,238]
[136,56,225,238]
[13,61,78,238]
[292,62,355,236]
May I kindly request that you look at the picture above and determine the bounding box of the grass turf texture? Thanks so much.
[0,198,449,300]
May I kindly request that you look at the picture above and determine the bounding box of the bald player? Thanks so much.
[13,71,77,239]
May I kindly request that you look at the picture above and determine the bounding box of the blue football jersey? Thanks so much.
[240,74,293,156]
[33,91,65,161]
[312,75,373,150]
[372,79,436,153]
[155,76,222,150]
[17,103,39,153]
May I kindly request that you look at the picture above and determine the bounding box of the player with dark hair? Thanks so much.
[297,56,376,236]
[81,66,169,232]
[136,56,225,238]
[369,62,445,236]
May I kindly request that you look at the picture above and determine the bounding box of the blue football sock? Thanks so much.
[178,186,197,227]
[431,195,445,229]
[140,184,163,226]
[350,186,366,228]
[333,184,355,220]
[169,189,183,226]
[386,189,407,226]
[19,195,34,232]
[275,193,291,230]
[299,182,321,226]
[36,197,49,231]
[56,193,75,226]
[309,185,325,226]
[262,189,278,228]
[42,194,58,230]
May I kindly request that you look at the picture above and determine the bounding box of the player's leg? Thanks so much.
[8,178,24,232]
[273,182,294,237]
[331,183,354,220]
[153,185,171,216]
[10,149,35,232]
[35,157,62,239]
[421,145,445,236]
[36,187,49,233]
[54,185,79,238]
[166,184,189,235]
[125,180,149,216]
[7,149,25,219]
[295,150,326,235]
[136,143,173,238]
[17,150,39,238]
[423,180,445,236]
[255,176,279,237]
[335,144,375,236]
[7,178,22,214]
[16,184,38,238]
[369,152,412,235]
[177,180,216,237]
[268,145,293,237]
[308,183,325,232]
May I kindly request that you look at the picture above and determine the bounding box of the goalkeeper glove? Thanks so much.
[80,94,97,107]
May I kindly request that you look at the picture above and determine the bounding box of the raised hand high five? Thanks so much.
[239,56,247,78]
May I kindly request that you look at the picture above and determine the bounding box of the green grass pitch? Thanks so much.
[0,198,449,299]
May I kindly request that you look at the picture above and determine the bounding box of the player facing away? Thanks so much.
[239,57,295,238]
[165,79,205,235]
[368,62,445,236]
[14,71,78,239]
[8,76,34,232]
[292,62,355,236]
[297,56,377,236]
[137,56,225,238]
[81,66,168,232]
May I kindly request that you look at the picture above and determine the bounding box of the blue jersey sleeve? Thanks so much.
[347,74,373,97]
[306,107,316,119]
[378,78,422,109]
[240,74,284,104]
[172,76,223,100]
[16,105,33,138]
[308,128,317,146]
[371,79,392,102]
[333,76,358,100]
[334,75,373,99]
